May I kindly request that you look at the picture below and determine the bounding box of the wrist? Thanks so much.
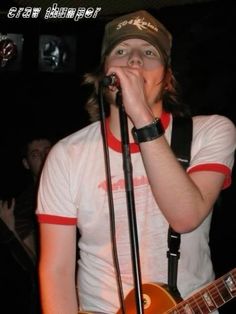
[132,118,164,144]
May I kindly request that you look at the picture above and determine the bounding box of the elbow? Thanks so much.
[168,200,210,233]
[170,222,198,234]
[170,216,202,234]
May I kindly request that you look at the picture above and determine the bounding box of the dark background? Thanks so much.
[0,0,236,312]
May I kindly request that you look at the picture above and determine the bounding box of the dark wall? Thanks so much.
[0,1,235,312]
[1,1,235,194]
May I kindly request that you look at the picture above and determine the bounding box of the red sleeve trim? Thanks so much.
[37,214,77,225]
[188,163,232,189]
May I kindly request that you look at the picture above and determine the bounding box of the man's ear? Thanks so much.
[164,68,172,90]
[22,158,30,170]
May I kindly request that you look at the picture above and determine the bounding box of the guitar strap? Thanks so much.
[167,116,193,298]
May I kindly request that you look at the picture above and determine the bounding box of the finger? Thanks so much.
[10,197,15,210]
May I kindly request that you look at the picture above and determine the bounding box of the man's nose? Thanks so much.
[128,51,143,67]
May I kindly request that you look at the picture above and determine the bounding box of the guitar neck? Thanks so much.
[167,268,236,314]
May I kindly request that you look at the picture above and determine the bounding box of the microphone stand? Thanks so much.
[116,91,144,314]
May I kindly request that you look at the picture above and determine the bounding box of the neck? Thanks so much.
[109,101,163,142]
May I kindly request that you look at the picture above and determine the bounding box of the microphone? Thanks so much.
[102,73,120,88]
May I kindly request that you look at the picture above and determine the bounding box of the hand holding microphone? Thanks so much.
[102,73,120,88]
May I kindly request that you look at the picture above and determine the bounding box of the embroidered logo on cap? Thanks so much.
[116,16,158,32]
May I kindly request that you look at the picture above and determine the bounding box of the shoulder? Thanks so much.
[49,121,100,154]
[60,121,100,145]
[190,114,236,163]
[192,114,236,141]
[189,115,236,187]
[192,114,235,131]
[43,121,102,170]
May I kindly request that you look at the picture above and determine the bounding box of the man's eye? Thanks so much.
[30,152,40,159]
[145,50,155,56]
[115,49,124,55]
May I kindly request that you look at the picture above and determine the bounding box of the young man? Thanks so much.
[0,135,52,256]
[15,134,52,254]
[36,10,236,314]
[0,134,52,314]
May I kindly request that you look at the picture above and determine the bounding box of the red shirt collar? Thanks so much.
[106,111,170,153]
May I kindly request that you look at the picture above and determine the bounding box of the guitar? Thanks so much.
[79,268,236,313]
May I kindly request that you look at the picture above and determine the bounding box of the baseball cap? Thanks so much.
[101,10,172,65]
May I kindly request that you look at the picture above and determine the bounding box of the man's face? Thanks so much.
[23,139,52,180]
[105,38,166,107]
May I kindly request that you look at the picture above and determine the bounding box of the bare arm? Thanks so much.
[107,66,230,233]
[39,223,78,314]
[139,136,225,232]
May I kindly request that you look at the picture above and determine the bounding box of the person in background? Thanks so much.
[14,134,53,255]
[1,134,52,256]
[0,133,53,314]
[36,10,236,314]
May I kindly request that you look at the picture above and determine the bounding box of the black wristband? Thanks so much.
[132,118,164,144]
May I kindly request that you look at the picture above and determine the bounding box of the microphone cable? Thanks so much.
[98,82,126,314]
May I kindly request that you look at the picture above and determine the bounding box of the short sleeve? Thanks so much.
[188,115,236,189]
[36,141,77,225]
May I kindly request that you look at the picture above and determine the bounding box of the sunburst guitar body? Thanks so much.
[79,268,236,314]
[116,282,180,314]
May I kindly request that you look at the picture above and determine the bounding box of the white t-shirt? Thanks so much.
[36,112,236,313]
